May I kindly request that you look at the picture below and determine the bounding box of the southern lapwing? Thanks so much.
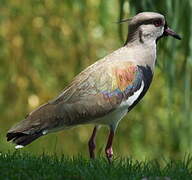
[7,12,181,162]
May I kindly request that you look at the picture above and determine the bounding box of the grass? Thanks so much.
[0,152,192,180]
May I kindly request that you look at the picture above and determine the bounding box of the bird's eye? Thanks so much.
[153,19,162,27]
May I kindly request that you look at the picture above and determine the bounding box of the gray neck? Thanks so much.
[125,33,157,72]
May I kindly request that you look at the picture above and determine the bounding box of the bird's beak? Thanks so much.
[163,26,181,40]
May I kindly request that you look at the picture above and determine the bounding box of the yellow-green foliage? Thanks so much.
[0,0,191,160]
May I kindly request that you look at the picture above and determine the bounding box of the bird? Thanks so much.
[7,12,181,163]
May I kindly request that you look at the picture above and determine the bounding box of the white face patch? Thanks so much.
[158,26,164,37]
[141,24,165,42]
[15,145,24,149]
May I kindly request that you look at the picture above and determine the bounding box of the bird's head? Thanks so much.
[121,12,181,44]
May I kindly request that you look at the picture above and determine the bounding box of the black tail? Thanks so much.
[7,103,57,147]
[7,132,42,146]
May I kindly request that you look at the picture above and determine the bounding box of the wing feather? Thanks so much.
[49,61,144,126]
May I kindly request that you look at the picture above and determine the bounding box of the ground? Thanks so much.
[0,152,192,180]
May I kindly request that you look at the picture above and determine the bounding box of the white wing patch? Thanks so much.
[15,145,24,149]
[121,81,144,107]
[42,130,48,135]
[88,81,144,130]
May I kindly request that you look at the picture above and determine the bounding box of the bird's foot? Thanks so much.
[105,147,113,163]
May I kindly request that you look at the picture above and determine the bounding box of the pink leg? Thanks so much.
[88,126,98,159]
[105,130,114,163]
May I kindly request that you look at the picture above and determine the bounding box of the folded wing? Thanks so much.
[50,61,144,126]
[7,61,146,146]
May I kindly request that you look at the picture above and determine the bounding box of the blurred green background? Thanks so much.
[0,0,191,160]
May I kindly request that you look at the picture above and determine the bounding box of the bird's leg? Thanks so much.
[88,126,98,159]
[105,129,114,163]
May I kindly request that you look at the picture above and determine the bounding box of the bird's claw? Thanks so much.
[105,147,113,163]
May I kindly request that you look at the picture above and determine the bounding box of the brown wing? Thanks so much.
[47,61,142,126]
[8,60,142,136]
